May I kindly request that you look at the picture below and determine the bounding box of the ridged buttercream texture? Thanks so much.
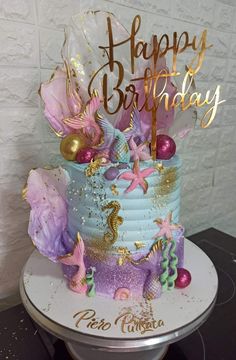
[62,156,181,254]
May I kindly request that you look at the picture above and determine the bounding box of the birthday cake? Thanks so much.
[24,11,224,300]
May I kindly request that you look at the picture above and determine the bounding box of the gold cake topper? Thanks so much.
[87,15,225,159]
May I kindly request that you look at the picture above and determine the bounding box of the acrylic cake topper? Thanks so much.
[58,11,225,159]
[39,10,225,162]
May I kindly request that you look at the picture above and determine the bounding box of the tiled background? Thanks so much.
[0,0,235,298]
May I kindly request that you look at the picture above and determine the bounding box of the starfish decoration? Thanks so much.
[118,160,155,194]
[153,212,181,241]
[129,136,151,161]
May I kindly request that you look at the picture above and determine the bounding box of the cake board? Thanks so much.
[20,239,218,360]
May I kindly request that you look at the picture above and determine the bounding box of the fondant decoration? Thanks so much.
[131,240,163,300]
[76,147,97,163]
[60,232,87,294]
[60,133,87,161]
[25,167,74,261]
[134,241,146,250]
[85,158,103,177]
[160,240,178,291]
[39,65,82,137]
[118,160,155,194]
[168,240,178,288]
[129,136,151,161]
[86,267,96,297]
[114,287,130,300]
[153,212,180,241]
[117,163,129,169]
[143,274,162,300]
[175,268,192,288]
[156,135,176,160]
[102,201,123,245]
[117,246,131,266]
[126,108,147,144]
[64,94,102,145]
[98,118,130,163]
[104,166,119,181]
[94,153,110,166]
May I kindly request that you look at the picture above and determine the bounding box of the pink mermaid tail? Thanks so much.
[64,95,102,145]
[59,232,87,294]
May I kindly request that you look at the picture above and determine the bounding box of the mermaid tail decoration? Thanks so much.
[99,116,146,163]
[131,240,162,300]
[64,95,102,145]
[160,240,178,290]
[98,118,130,163]
[60,232,87,294]
[124,108,146,145]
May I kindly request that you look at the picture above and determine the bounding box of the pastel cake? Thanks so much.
[24,11,193,301]
[62,156,184,299]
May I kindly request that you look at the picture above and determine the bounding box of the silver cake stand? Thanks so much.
[20,239,218,360]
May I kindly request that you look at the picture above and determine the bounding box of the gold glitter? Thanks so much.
[134,241,146,250]
[156,167,177,196]
[102,201,123,245]
[86,239,110,262]
[154,162,164,173]
[85,158,103,177]
[110,184,119,196]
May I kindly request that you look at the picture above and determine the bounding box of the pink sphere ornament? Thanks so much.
[175,268,192,289]
[156,135,176,160]
[76,148,97,164]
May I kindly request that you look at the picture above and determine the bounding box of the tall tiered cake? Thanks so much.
[24,11,224,300]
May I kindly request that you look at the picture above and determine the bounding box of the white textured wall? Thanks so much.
[0,0,235,297]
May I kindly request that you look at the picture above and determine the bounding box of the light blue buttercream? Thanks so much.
[62,156,182,253]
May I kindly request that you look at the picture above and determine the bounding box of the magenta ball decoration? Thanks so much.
[104,166,119,180]
[175,268,192,289]
[156,135,176,160]
[76,148,97,163]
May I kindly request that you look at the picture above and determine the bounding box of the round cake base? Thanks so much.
[20,239,218,360]
[66,342,168,360]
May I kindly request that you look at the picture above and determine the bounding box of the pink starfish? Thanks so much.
[59,232,87,294]
[118,160,155,194]
[153,212,180,241]
[129,136,151,161]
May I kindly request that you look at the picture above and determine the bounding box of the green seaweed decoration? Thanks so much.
[86,267,96,297]
[160,240,178,290]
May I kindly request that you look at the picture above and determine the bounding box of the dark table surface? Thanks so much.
[0,228,236,360]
